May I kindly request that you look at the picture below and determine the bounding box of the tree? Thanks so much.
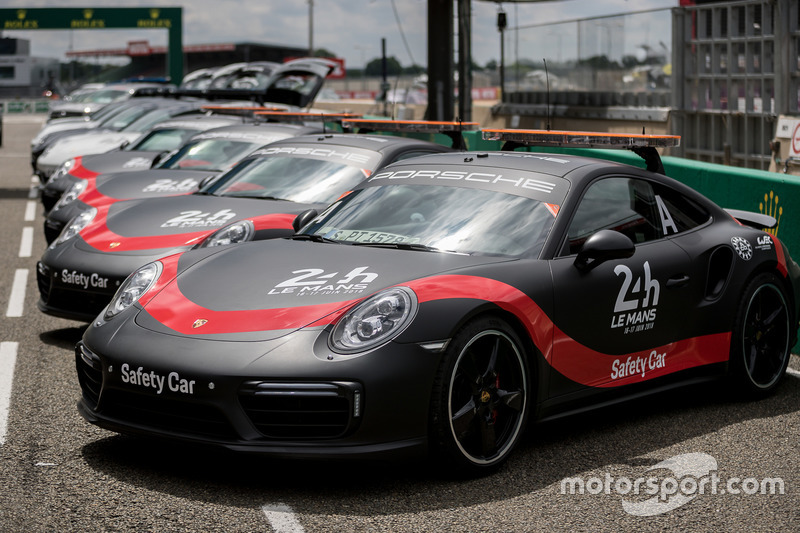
[313,48,338,59]
[364,56,403,76]
[402,64,425,75]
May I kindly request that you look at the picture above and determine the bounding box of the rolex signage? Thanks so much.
[0,7,183,83]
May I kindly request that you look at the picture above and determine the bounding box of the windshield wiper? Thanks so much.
[221,194,288,201]
[350,242,468,254]
[290,234,340,243]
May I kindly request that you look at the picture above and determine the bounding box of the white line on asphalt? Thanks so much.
[27,186,38,199]
[261,503,305,533]
[787,367,800,378]
[24,201,36,222]
[6,269,28,318]
[0,342,19,446]
[18,227,33,258]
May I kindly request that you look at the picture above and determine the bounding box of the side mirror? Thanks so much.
[293,209,318,233]
[574,230,635,271]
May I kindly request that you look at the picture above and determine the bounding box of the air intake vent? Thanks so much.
[239,381,362,440]
[75,343,102,409]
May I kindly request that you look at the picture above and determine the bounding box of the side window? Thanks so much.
[566,177,663,254]
[650,182,711,235]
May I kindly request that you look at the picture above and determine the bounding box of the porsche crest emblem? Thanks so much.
[109,242,121,248]
[192,319,208,329]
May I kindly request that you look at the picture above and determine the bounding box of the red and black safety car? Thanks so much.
[42,122,322,243]
[38,121,462,321]
[75,130,800,473]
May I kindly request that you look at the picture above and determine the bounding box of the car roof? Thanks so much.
[369,149,724,215]
[381,150,649,182]
[187,122,322,142]
[258,132,453,153]
[149,115,242,131]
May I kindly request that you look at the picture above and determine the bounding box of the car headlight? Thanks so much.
[52,179,87,211]
[46,158,76,185]
[194,219,254,249]
[104,261,163,320]
[330,287,418,353]
[52,207,96,247]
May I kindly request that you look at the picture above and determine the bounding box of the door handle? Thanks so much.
[666,275,690,288]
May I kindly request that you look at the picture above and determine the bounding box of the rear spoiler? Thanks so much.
[483,129,680,175]
[725,208,777,229]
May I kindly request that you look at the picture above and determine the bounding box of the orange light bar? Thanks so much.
[200,105,287,116]
[482,128,680,148]
[342,119,480,133]
[254,111,363,122]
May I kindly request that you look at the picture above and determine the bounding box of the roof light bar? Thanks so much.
[482,129,680,148]
[201,105,287,117]
[254,111,363,123]
[342,119,480,150]
[343,119,480,134]
[483,128,680,175]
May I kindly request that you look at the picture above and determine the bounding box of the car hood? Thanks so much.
[79,150,163,174]
[49,102,105,116]
[31,120,97,146]
[133,238,515,341]
[92,168,215,202]
[76,194,321,253]
[39,131,142,169]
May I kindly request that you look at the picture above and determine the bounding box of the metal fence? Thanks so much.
[502,8,672,97]
[671,0,799,170]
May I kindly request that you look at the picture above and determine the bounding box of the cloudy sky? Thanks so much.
[0,0,677,69]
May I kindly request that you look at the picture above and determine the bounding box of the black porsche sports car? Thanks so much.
[38,127,455,321]
[43,122,322,243]
[38,114,246,213]
[75,130,800,473]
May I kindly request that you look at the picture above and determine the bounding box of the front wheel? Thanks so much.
[729,273,792,396]
[429,316,530,474]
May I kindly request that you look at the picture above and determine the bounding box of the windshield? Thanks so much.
[80,88,130,104]
[102,105,151,130]
[127,128,198,152]
[206,156,370,204]
[122,108,184,133]
[298,184,558,257]
[157,138,264,171]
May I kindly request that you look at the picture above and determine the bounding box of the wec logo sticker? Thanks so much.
[142,178,199,193]
[269,267,378,296]
[160,209,236,228]
[122,157,155,169]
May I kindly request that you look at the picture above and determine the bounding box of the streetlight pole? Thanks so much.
[498,8,506,101]
[308,0,314,56]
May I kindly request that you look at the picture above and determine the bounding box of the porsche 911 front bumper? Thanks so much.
[76,310,443,459]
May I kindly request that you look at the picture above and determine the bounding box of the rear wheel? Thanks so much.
[430,317,530,474]
[730,273,791,396]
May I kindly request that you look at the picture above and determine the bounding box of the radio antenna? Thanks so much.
[544,58,551,131]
